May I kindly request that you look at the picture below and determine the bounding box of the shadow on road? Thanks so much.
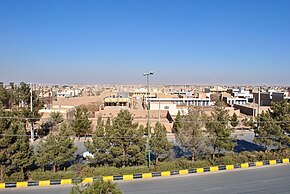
[234,139,265,152]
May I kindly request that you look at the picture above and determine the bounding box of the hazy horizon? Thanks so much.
[1,0,289,85]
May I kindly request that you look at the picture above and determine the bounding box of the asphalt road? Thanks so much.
[2,164,290,194]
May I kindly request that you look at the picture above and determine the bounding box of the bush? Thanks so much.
[77,165,150,178]
[4,171,25,182]
[29,170,76,181]
[70,180,122,194]
[213,155,236,165]
[190,160,212,168]
[154,161,177,171]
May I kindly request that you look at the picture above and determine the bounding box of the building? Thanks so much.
[148,97,211,116]
[223,96,248,106]
[57,89,81,98]
[94,109,174,132]
[39,105,75,121]
[103,92,130,108]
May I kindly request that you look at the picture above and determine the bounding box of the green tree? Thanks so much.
[85,116,112,166]
[205,105,235,157]
[151,122,171,165]
[35,124,77,172]
[8,121,33,179]
[230,113,239,128]
[254,111,285,151]
[71,107,92,139]
[176,107,208,161]
[242,116,256,129]
[270,100,290,139]
[70,180,122,194]
[50,112,64,125]
[172,111,182,133]
[0,107,33,181]
[105,117,112,131]
[14,82,43,141]
[109,110,146,167]
[0,85,10,108]
[86,111,146,167]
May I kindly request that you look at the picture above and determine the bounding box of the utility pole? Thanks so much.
[30,83,34,143]
[158,99,160,123]
[143,71,154,167]
[257,86,261,130]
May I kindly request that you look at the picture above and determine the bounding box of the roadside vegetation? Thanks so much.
[0,82,289,182]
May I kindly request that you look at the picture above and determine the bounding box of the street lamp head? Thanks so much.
[149,71,154,75]
[143,73,147,76]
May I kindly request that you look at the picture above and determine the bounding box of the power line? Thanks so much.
[0,116,290,123]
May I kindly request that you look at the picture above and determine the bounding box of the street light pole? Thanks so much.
[143,71,154,167]
[30,83,34,143]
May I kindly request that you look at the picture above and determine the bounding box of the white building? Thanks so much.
[57,89,81,98]
[232,87,253,99]
[223,96,248,105]
[148,97,211,116]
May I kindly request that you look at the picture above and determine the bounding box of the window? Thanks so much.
[164,106,169,109]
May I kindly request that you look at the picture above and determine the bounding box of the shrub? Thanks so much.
[213,155,235,165]
[154,161,177,171]
[4,171,25,182]
[191,160,212,168]
[70,180,122,194]
[29,170,76,181]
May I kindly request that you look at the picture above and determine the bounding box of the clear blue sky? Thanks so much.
[0,0,289,85]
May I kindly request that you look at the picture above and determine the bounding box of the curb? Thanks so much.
[0,158,289,189]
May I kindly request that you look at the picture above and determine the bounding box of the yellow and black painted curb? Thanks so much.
[0,158,289,189]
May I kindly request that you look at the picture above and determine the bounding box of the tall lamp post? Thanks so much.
[143,71,154,166]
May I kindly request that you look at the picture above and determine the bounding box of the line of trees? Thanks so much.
[174,104,236,161]
[85,110,171,167]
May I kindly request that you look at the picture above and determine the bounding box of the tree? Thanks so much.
[70,180,122,194]
[151,122,171,165]
[172,111,182,133]
[8,121,33,179]
[270,101,290,142]
[35,124,77,172]
[242,116,256,129]
[254,111,285,151]
[0,107,33,181]
[0,85,10,109]
[176,107,208,161]
[109,110,146,167]
[85,110,146,167]
[50,112,64,125]
[205,105,235,157]
[14,82,43,141]
[230,113,239,128]
[85,116,112,166]
[71,107,92,139]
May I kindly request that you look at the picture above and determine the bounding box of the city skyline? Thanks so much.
[0,0,289,85]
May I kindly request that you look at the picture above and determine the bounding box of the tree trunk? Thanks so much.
[53,165,56,173]
[155,156,159,166]
[0,165,4,182]
[122,146,126,168]
[191,148,195,161]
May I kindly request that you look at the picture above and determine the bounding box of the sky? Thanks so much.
[0,0,289,85]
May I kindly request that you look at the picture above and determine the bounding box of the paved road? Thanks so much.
[2,164,290,194]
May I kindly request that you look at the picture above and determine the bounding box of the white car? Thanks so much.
[82,151,95,159]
